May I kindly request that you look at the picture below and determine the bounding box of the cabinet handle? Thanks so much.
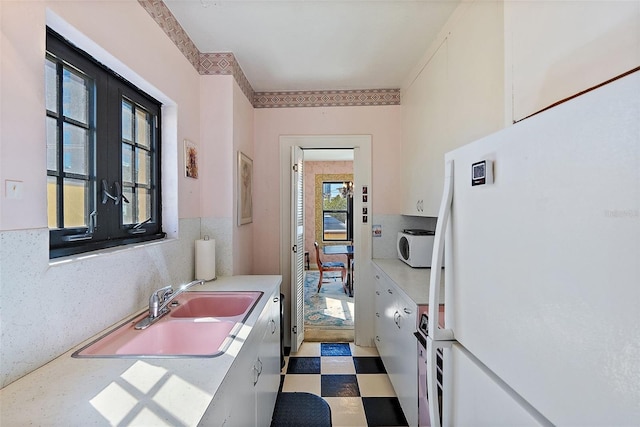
[387,289,393,294]
[403,308,412,315]
[375,275,380,279]
[273,296,279,303]
[375,336,380,342]
[253,357,263,386]
[375,312,380,317]
[270,318,276,334]
[375,290,380,296]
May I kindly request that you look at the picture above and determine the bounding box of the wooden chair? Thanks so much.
[314,242,346,292]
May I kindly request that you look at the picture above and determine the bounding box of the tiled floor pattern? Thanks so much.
[280,342,408,427]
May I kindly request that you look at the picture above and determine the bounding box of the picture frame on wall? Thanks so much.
[238,151,253,225]
[184,139,198,179]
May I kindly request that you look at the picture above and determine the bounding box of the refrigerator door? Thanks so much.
[444,71,640,424]
[444,343,549,426]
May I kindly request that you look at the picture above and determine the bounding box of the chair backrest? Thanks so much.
[314,242,323,269]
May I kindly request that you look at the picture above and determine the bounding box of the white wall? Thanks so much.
[0,0,202,387]
[508,0,640,121]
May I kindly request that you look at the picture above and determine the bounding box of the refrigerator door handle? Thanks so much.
[428,160,454,340]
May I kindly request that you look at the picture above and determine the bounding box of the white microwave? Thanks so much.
[397,230,435,268]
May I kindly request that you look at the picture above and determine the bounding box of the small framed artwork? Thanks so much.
[238,151,253,225]
[184,140,198,179]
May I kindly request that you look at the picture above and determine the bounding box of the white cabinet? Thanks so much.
[401,1,505,217]
[255,294,281,425]
[509,1,640,121]
[373,265,419,427]
[202,288,280,427]
[401,39,448,217]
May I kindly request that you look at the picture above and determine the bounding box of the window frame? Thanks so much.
[46,29,164,259]
[321,181,353,242]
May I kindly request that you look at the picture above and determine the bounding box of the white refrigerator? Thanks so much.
[426,70,640,426]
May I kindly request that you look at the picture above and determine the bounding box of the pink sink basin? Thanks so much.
[72,291,263,358]
[170,291,263,318]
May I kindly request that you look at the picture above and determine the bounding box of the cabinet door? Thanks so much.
[401,39,448,217]
[393,292,418,427]
[373,270,394,366]
[510,1,640,121]
[256,292,281,426]
[226,333,258,427]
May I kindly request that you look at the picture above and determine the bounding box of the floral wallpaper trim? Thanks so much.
[199,52,255,103]
[254,89,401,108]
[137,0,200,70]
[138,1,399,108]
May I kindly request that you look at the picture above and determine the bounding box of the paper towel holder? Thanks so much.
[196,235,217,281]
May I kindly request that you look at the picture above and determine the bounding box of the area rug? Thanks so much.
[304,271,354,329]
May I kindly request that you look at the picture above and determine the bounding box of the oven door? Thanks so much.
[415,330,431,426]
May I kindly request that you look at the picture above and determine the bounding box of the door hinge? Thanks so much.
[292,164,298,172]
[292,326,298,334]
[292,244,297,253]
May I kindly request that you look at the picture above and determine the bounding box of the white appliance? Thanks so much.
[397,230,435,267]
[426,71,640,426]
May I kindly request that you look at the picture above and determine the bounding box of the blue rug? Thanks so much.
[304,271,354,329]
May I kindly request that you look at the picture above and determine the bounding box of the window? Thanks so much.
[322,181,353,241]
[46,29,164,258]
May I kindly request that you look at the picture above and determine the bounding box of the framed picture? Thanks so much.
[184,139,198,179]
[238,151,253,225]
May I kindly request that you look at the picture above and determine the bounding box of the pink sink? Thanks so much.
[72,291,263,358]
[170,291,263,319]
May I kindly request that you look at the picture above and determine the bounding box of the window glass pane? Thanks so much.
[62,67,89,124]
[136,148,150,186]
[45,59,58,113]
[122,187,134,225]
[135,108,150,148]
[137,188,150,223]
[122,143,133,185]
[324,212,347,240]
[322,182,347,210]
[122,101,133,142]
[63,123,88,175]
[47,176,58,229]
[63,178,87,228]
[46,117,58,171]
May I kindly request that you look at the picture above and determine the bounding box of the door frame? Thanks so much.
[279,135,373,348]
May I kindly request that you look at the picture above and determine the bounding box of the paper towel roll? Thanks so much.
[195,237,216,281]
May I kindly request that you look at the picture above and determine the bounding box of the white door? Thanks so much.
[290,146,305,351]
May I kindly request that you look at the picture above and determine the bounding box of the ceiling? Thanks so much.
[163,0,460,92]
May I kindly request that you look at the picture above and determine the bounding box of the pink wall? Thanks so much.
[200,76,234,218]
[0,1,202,230]
[232,81,255,275]
[252,105,402,274]
[304,161,354,267]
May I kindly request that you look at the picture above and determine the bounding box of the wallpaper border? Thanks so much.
[137,0,400,108]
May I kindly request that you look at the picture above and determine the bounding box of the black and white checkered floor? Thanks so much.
[279,342,408,427]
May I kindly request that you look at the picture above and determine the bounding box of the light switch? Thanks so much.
[5,180,23,199]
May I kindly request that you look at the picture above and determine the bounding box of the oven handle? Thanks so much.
[427,338,452,427]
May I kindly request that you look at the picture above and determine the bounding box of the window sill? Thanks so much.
[48,235,174,267]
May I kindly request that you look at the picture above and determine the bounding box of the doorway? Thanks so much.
[279,135,373,353]
[303,149,355,342]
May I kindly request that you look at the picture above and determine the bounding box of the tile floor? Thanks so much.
[279,342,408,427]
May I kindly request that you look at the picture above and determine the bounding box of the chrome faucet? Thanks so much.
[135,279,205,330]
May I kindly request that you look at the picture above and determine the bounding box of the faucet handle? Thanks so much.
[154,285,173,302]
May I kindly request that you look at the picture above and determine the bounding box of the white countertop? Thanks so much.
[372,258,443,305]
[0,275,282,426]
